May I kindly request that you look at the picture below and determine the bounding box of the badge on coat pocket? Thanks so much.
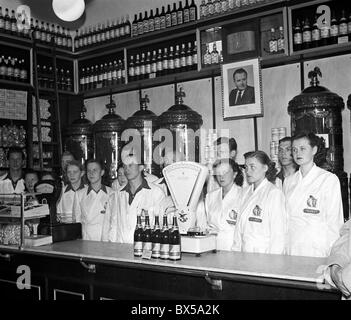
[303,195,320,214]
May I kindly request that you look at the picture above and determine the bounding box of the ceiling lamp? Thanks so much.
[52,0,85,22]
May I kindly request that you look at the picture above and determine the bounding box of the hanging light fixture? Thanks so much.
[52,0,85,22]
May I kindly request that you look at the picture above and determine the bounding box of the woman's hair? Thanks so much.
[213,158,244,187]
[244,150,277,183]
[66,160,84,172]
[291,132,327,167]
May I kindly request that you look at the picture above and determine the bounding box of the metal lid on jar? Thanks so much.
[93,95,125,133]
[63,103,93,136]
[288,67,344,113]
[157,87,203,129]
[125,94,158,129]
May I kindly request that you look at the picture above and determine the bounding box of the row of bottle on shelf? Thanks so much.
[80,60,126,91]
[0,6,72,50]
[131,0,198,38]
[293,10,351,52]
[199,0,265,19]
[0,55,28,82]
[267,26,285,54]
[0,125,26,148]
[36,65,73,92]
[134,212,181,261]
[128,41,198,82]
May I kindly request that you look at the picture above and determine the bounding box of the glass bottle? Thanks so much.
[148,10,155,33]
[169,215,181,261]
[177,1,184,25]
[160,6,166,30]
[134,214,143,257]
[171,3,178,27]
[151,215,161,259]
[154,8,161,31]
[293,19,302,51]
[160,214,170,260]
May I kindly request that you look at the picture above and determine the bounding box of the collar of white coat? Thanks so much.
[249,177,269,194]
[3,173,24,189]
[121,177,151,193]
[65,181,86,193]
[297,163,318,182]
[87,184,108,195]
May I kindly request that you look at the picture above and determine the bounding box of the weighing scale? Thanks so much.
[163,161,217,255]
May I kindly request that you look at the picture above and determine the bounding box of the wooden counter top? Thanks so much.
[13,240,330,286]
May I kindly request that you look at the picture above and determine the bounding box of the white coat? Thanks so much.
[111,172,159,192]
[232,178,287,255]
[202,184,242,251]
[56,183,87,223]
[73,185,113,241]
[104,179,166,243]
[0,174,25,194]
[283,164,344,258]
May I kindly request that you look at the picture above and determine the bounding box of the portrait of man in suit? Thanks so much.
[229,68,255,106]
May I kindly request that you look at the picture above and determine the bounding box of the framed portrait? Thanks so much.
[222,58,263,120]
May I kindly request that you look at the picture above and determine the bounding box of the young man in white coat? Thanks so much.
[232,151,287,255]
[283,132,344,258]
[198,158,243,251]
[0,147,26,196]
[73,159,112,241]
[323,219,351,299]
[57,160,87,223]
[103,154,166,243]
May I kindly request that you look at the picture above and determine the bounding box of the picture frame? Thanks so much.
[222,58,263,120]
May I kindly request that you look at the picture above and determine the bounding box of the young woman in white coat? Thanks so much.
[73,159,112,241]
[199,158,243,251]
[283,132,344,258]
[232,151,287,255]
[56,160,87,223]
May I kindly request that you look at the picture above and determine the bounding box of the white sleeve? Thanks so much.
[72,190,82,223]
[232,214,243,252]
[196,195,208,230]
[268,189,287,255]
[324,175,344,256]
[101,192,117,242]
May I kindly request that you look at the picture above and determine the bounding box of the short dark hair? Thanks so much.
[213,158,244,187]
[7,147,25,160]
[66,160,84,172]
[279,136,292,144]
[244,150,277,183]
[215,137,237,153]
[24,169,39,179]
[233,68,248,79]
[86,158,104,171]
[291,132,320,148]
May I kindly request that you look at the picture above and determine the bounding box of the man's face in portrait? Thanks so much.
[234,71,247,91]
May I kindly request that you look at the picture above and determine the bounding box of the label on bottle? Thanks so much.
[101,32,106,42]
[98,73,103,82]
[160,243,170,259]
[215,2,222,14]
[181,56,187,67]
[330,25,339,37]
[171,12,177,26]
[339,23,347,35]
[140,64,145,75]
[177,12,183,25]
[115,27,120,38]
[62,37,67,46]
[35,30,41,40]
[169,244,181,260]
[138,22,143,35]
[105,30,110,40]
[67,38,72,48]
[7,66,14,78]
[107,70,112,81]
[79,38,83,47]
[110,28,115,39]
[277,38,285,52]
[293,32,302,44]
[303,31,311,43]
[192,52,198,65]
[348,22,351,33]
[162,59,168,70]
[187,55,193,66]
[168,59,174,70]
[111,68,117,79]
[134,241,143,257]
[0,19,4,29]
[129,66,134,77]
[122,69,126,80]
[174,57,180,69]
[151,62,157,73]
[211,52,219,64]
[208,4,215,15]
[143,20,149,33]
[14,67,20,79]
[320,26,330,39]
[83,36,88,46]
[154,17,161,30]
[160,16,166,29]
[222,0,228,12]
[0,65,6,76]
[41,32,46,42]
[151,242,161,258]
[94,74,98,83]
[157,60,163,72]
[134,65,140,76]
[190,8,196,21]
[312,29,320,41]
[184,9,190,23]
[228,0,235,9]
[46,33,51,43]
[11,22,17,32]
[146,63,151,74]
[80,77,84,85]
[89,74,94,83]
[166,14,172,27]
[5,20,11,31]
[149,20,154,32]
[143,241,152,252]
[132,24,138,36]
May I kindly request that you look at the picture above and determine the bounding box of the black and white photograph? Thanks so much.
[0,0,351,308]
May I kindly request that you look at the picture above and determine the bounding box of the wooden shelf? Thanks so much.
[0,79,32,90]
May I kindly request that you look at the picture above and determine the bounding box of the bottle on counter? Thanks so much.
[302,18,312,50]
[134,214,143,257]
[169,214,181,261]
[151,215,161,259]
[160,214,170,260]
[293,18,302,51]
[311,15,320,48]
[330,11,339,45]
[142,211,152,254]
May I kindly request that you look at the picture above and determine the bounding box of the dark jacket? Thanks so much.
[229,86,255,106]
